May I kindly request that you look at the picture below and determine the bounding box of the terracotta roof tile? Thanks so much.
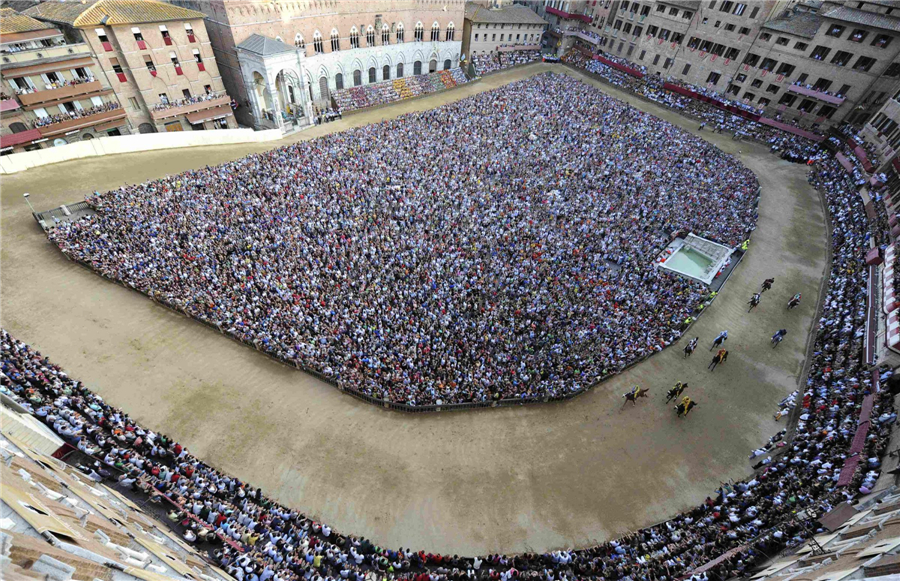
[0,7,55,34]
[71,0,205,27]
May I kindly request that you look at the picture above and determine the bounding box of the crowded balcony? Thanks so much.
[31,102,126,137]
[16,77,107,108]
[149,92,230,121]
[786,84,846,105]
[545,7,593,23]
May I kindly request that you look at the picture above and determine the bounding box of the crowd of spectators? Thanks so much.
[49,73,758,407]
[31,101,120,128]
[4,148,895,581]
[471,50,541,76]
[332,69,468,114]
[9,52,898,581]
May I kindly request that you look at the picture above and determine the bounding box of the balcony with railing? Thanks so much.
[786,84,846,105]
[33,104,126,137]
[545,6,592,23]
[149,93,231,122]
[17,79,109,109]
[564,29,601,45]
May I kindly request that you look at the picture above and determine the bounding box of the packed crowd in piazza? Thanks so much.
[48,73,759,407]
[4,48,895,581]
[4,120,895,581]
[471,50,542,76]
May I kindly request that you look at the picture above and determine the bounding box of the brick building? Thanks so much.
[25,0,237,133]
[861,90,900,167]
[168,0,466,130]
[0,8,127,154]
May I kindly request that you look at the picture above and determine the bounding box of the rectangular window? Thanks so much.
[683,11,693,19]
[128,96,139,110]
[639,49,646,60]
[623,23,632,34]
[682,63,691,75]
[751,79,762,88]
[724,23,735,31]
[706,71,720,85]
[647,24,658,36]
[778,93,797,106]
[720,1,733,12]
[499,34,504,41]
[758,97,770,107]
[873,34,893,48]
[160,25,172,45]
[743,92,755,101]
[739,26,750,35]
[132,26,145,48]
[669,7,678,15]
[656,3,665,11]
[735,73,747,82]
[182,89,191,99]
[733,3,746,15]
[95,28,112,51]
[759,32,770,40]
[158,93,169,105]
[775,36,788,46]
[826,24,845,38]
[185,23,196,42]
[144,56,156,74]
[794,41,808,50]
[760,57,777,71]
[765,83,779,94]
[672,32,684,43]
[854,56,876,71]
[663,57,672,68]
[796,73,808,84]
[849,29,868,43]
[838,84,851,97]
[831,50,852,66]
[749,6,759,18]
[776,63,795,76]
[653,54,660,65]
[112,62,126,83]
[744,52,760,66]
[797,98,816,112]
[884,62,900,77]
[474,34,479,41]
[812,78,832,91]
[724,47,740,59]
[818,105,836,119]
[810,45,830,60]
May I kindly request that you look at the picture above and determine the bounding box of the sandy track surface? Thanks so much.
[1,64,827,555]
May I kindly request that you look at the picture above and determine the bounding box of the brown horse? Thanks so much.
[622,386,649,408]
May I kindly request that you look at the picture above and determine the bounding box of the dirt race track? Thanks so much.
[0,64,828,555]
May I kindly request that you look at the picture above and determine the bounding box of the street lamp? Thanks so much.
[23,192,35,214]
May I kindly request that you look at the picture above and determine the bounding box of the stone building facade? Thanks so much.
[169,0,466,129]
[861,91,900,167]
[462,1,547,58]
[24,0,236,133]
[0,8,127,154]
[531,0,900,129]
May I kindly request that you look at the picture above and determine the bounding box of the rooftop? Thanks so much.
[67,0,205,27]
[235,33,296,56]
[761,11,824,39]
[0,7,54,34]
[464,2,548,25]
[656,0,701,10]
[821,4,900,32]
[22,1,98,26]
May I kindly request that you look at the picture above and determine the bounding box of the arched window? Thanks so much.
[330,29,340,51]
[319,76,329,100]
[368,67,376,83]
[443,59,451,70]
[295,33,305,48]
[275,36,283,43]
[349,27,359,49]
[429,58,437,72]
[414,22,423,42]
[446,23,455,41]
[383,64,390,80]
[397,62,404,77]
[382,24,390,45]
[413,60,422,75]
[335,72,343,90]
[313,31,323,54]
[366,26,375,47]
[353,69,361,86]
[396,23,404,43]
[9,122,27,133]
[431,22,440,42]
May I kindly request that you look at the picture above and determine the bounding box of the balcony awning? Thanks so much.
[0,128,41,148]
[0,98,20,112]
[2,56,94,79]
[186,105,232,124]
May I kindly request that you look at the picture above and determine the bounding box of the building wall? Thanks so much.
[1,28,127,153]
[861,94,900,166]
[172,0,466,124]
[80,17,233,133]
[464,21,545,55]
